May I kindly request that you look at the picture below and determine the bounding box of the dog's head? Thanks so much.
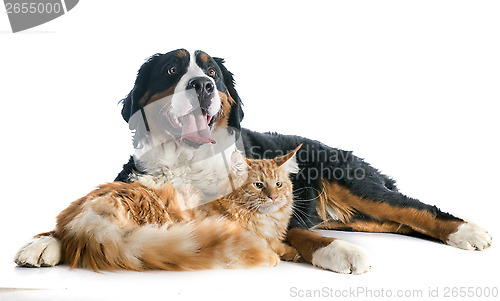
[121,49,244,149]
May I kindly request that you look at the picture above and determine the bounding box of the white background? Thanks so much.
[0,1,499,300]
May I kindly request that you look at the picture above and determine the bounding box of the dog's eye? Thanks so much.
[254,182,264,189]
[168,66,177,75]
[276,182,282,188]
[208,67,216,77]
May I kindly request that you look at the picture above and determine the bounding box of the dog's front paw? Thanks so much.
[14,236,61,267]
[311,240,371,274]
[446,223,492,251]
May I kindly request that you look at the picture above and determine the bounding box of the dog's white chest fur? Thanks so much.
[130,129,239,197]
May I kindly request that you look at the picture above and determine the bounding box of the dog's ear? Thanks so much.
[120,54,161,122]
[214,57,244,133]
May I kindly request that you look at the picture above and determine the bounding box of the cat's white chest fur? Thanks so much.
[248,207,292,241]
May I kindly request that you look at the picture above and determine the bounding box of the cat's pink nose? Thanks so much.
[269,196,277,203]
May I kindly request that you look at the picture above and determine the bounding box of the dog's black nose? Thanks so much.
[187,77,215,110]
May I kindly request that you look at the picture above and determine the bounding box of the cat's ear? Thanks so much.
[230,150,249,174]
[275,144,302,174]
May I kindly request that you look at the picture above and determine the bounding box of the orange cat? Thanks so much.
[17,147,301,271]
[194,146,301,262]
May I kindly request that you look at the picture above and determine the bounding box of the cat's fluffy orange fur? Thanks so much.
[53,146,301,271]
[196,147,301,261]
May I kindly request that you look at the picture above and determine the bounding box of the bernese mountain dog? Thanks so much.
[15,49,492,274]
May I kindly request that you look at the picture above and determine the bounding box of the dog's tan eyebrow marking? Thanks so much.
[176,49,188,58]
[199,52,209,62]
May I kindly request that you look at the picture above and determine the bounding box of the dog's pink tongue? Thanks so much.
[179,111,216,145]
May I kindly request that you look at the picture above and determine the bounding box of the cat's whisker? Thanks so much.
[289,187,327,227]
[290,204,316,228]
[292,186,324,202]
[292,195,322,204]
[232,200,260,220]
[252,204,263,214]
[290,210,310,228]
[292,207,307,228]
[238,205,258,221]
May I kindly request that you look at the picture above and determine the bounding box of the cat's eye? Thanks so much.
[254,182,264,189]
[276,182,282,188]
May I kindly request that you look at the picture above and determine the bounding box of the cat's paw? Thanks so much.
[280,245,301,262]
[446,223,492,251]
[273,241,301,262]
[14,236,61,267]
[240,250,280,268]
[266,251,281,267]
[311,240,371,275]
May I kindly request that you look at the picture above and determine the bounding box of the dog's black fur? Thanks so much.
[239,130,462,229]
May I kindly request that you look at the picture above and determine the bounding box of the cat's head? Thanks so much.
[230,145,302,214]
